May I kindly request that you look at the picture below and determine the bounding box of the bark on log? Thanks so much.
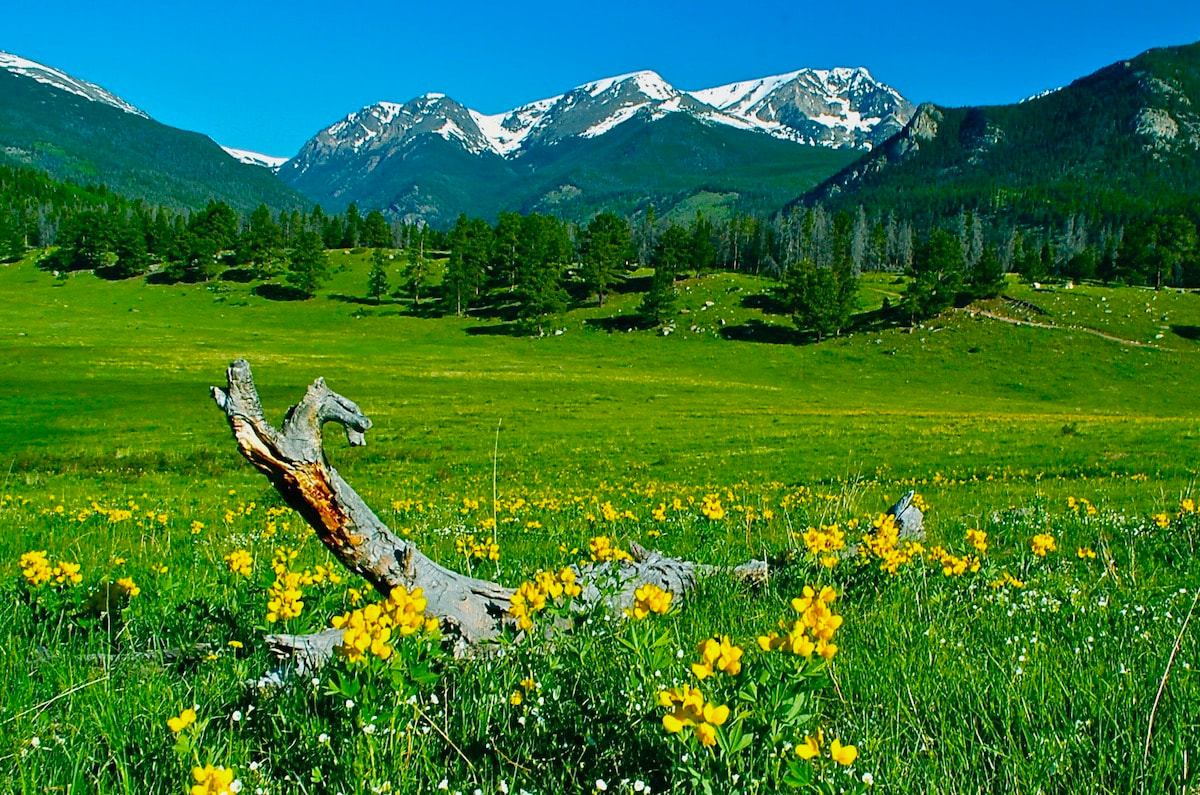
[212,360,765,669]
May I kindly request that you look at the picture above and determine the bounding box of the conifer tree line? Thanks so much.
[4,159,1197,335]
[438,202,1198,335]
[0,163,443,296]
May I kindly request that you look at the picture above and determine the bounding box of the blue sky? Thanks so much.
[4,0,1198,157]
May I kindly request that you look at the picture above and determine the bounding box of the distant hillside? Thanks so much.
[0,54,309,214]
[800,41,1200,225]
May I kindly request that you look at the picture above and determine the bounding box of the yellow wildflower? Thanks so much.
[588,535,632,562]
[701,494,726,520]
[223,550,253,577]
[1030,533,1057,557]
[830,738,858,766]
[990,572,1025,589]
[266,571,304,623]
[694,636,742,676]
[966,528,988,553]
[797,732,822,760]
[802,524,846,556]
[627,583,672,620]
[332,586,429,663]
[190,765,236,795]
[167,707,197,733]
[19,551,52,587]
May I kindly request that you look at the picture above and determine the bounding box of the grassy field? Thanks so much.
[1,252,1198,794]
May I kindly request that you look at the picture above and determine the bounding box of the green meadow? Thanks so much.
[1,252,1198,794]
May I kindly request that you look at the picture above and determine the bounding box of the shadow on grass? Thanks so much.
[93,265,144,281]
[610,274,652,295]
[328,293,400,306]
[466,322,529,337]
[145,271,178,285]
[1171,324,1200,341]
[740,292,789,315]
[720,306,907,345]
[252,283,310,301]
[585,314,656,333]
[219,267,260,283]
[719,319,811,344]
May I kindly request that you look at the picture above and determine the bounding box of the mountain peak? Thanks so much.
[0,51,148,118]
[580,70,676,101]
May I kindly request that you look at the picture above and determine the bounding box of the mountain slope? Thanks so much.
[0,52,308,213]
[280,68,908,224]
[800,41,1200,223]
[516,112,860,220]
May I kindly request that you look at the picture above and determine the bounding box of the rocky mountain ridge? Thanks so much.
[284,66,912,182]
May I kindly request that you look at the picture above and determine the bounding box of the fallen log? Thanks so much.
[211,360,767,668]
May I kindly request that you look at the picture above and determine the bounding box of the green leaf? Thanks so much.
[782,758,814,788]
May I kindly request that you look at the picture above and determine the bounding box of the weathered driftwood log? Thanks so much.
[212,360,767,669]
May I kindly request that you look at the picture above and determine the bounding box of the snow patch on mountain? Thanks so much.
[691,70,804,115]
[581,102,650,138]
[1020,87,1063,103]
[221,146,289,170]
[0,51,148,117]
[470,95,561,157]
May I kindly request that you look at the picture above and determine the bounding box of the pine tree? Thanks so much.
[850,206,870,275]
[492,212,522,289]
[969,245,1006,299]
[286,231,328,297]
[111,217,151,278]
[367,248,390,304]
[341,204,362,248]
[0,212,23,262]
[1118,215,1198,288]
[240,203,283,273]
[636,206,658,267]
[782,260,854,341]
[514,214,569,328]
[362,211,393,249]
[580,212,631,306]
[637,261,677,325]
[405,228,429,307]
[444,215,489,316]
[654,224,691,278]
[189,200,239,254]
[905,229,964,321]
[689,213,716,275]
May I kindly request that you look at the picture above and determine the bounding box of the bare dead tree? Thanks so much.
[211,360,772,672]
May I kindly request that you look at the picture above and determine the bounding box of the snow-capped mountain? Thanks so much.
[279,66,911,224]
[286,66,911,178]
[0,51,147,118]
[691,67,914,149]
